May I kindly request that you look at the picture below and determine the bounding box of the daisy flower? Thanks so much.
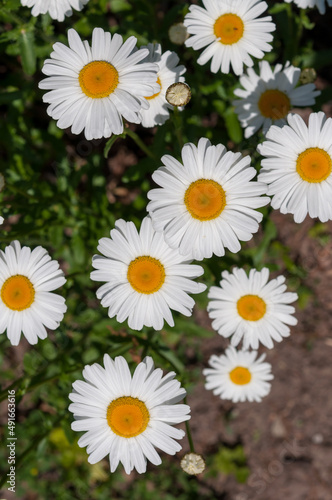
[69,355,190,474]
[183,0,275,76]
[233,61,320,138]
[90,216,206,331]
[39,28,159,140]
[284,0,332,15]
[203,346,273,402]
[147,138,269,261]
[0,217,3,225]
[258,112,332,223]
[140,43,186,128]
[208,267,298,349]
[20,0,90,22]
[0,241,67,346]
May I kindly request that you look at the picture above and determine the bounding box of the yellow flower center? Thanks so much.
[237,294,266,321]
[106,396,150,438]
[296,147,332,183]
[214,13,244,45]
[127,256,166,294]
[146,76,162,100]
[229,366,252,385]
[258,89,291,120]
[184,179,226,221]
[79,61,119,99]
[1,275,35,311]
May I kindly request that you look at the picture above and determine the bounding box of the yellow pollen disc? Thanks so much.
[237,294,266,321]
[229,366,252,385]
[146,76,162,100]
[78,61,119,99]
[258,89,291,120]
[1,275,35,311]
[296,147,332,183]
[106,396,150,438]
[184,179,226,221]
[214,13,244,45]
[127,256,166,294]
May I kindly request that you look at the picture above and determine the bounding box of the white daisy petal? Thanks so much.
[147,138,269,261]
[258,112,332,223]
[184,0,276,76]
[90,216,206,330]
[233,61,320,138]
[208,267,298,350]
[69,355,190,474]
[0,241,67,346]
[203,346,273,403]
[284,0,332,15]
[139,43,186,128]
[20,0,90,22]
[39,28,158,140]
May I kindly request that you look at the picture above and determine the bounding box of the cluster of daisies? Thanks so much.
[39,28,186,140]
[2,0,331,476]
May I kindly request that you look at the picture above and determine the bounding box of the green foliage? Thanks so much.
[208,445,250,483]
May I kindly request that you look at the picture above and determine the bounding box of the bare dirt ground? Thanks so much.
[186,214,332,500]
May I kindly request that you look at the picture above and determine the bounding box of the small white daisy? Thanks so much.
[147,138,269,261]
[284,0,332,15]
[258,112,332,223]
[140,43,186,128]
[69,355,190,474]
[208,267,298,350]
[203,346,273,403]
[90,216,206,331]
[20,0,90,22]
[233,61,320,138]
[0,241,67,346]
[39,28,159,140]
[183,0,276,76]
[0,216,3,225]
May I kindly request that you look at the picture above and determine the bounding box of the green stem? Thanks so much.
[6,184,38,201]
[141,330,156,359]
[284,3,295,63]
[172,106,185,150]
[125,128,156,160]
[184,397,195,453]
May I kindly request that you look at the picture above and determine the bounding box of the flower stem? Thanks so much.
[125,128,156,160]
[172,106,185,151]
[184,397,195,453]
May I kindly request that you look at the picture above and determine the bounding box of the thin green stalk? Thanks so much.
[172,106,185,151]
[141,330,156,359]
[125,128,156,160]
[184,397,195,453]
[6,184,38,201]
[284,3,295,63]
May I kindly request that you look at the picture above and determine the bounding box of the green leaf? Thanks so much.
[223,107,243,144]
[18,29,36,75]
[252,218,277,267]
[154,344,185,374]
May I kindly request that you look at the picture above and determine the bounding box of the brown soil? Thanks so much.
[186,214,332,500]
